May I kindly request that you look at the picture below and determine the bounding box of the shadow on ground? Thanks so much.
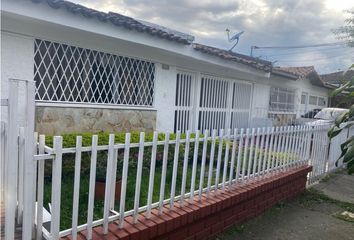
[215,171,354,240]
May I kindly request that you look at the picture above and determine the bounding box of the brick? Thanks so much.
[188,220,205,234]
[125,216,150,239]
[80,230,103,240]
[137,215,158,239]
[148,212,166,236]
[194,227,211,240]
[106,223,130,240]
[162,207,182,230]
[152,209,174,233]
[169,227,188,240]
[211,221,224,235]
[122,221,140,240]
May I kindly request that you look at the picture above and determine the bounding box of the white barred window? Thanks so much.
[34,39,155,106]
[269,87,295,112]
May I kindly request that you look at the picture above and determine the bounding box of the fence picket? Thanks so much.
[199,130,209,199]
[119,133,131,228]
[214,129,224,192]
[252,128,261,178]
[180,131,191,206]
[103,134,115,231]
[235,128,244,185]
[159,132,170,213]
[247,128,255,180]
[5,80,19,240]
[36,135,45,240]
[17,127,25,224]
[87,135,98,238]
[241,128,250,181]
[71,136,82,240]
[222,129,231,190]
[50,136,63,239]
[146,132,158,217]
[133,133,145,222]
[257,128,265,177]
[228,129,238,187]
[190,131,199,201]
[261,127,271,175]
[207,130,217,194]
[170,131,181,209]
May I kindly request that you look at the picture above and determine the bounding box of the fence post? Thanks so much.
[22,80,36,240]
[51,136,63,239]
[5,80,19,240]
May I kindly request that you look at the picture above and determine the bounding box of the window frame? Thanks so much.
[269,87,296,113]
[34,39,156,109]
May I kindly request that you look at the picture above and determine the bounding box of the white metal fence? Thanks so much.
[26,124,350,239]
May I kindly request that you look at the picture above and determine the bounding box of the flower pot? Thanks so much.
[95,179,122,201]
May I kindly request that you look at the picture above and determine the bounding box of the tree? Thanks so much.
[328,65,354,174]
[333,10,354,47]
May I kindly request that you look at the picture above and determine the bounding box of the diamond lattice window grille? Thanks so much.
[34,39,155,106]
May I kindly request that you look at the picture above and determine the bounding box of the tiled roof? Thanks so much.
[273,66,316,78]
[320,70,354,84]
[193,43,273,72]
[272,66,330,88]
[31,0,194,44]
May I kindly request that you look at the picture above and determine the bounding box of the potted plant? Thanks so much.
[95,153,122,201]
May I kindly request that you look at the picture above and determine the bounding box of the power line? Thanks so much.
[274,51,354,63]
[265,46,350,57]
[252,41,346,50]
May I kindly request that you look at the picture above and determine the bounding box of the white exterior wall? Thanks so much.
[154,64,177,132]
[0,32,34,125]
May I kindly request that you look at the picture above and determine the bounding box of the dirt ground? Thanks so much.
[215,171,354,240]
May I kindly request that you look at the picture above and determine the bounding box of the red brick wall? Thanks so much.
[64,166,311,240]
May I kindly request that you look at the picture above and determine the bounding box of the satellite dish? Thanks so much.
[226,29,244,51]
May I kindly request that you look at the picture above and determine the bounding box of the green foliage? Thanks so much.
[328,65,354,174]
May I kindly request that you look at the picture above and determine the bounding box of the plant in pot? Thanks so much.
[94,152,122,202]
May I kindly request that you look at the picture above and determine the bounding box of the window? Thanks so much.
[269,87,295,112]
[34,39,155,106]
[309,96,318,105]
[301,94,307,104]
[318,97,326,106]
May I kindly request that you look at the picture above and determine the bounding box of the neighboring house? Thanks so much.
[321,70,354,108]
[1,0,330,134]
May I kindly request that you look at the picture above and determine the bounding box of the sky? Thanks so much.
[71,0,354,74]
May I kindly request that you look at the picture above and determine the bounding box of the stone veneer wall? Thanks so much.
[35,106,156,135]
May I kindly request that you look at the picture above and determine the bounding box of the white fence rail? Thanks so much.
[26,124,350,239]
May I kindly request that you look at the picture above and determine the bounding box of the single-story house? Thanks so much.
[321,70,354,108]
[1,0,332,134]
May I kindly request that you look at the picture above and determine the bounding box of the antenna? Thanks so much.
[226,29,244,51]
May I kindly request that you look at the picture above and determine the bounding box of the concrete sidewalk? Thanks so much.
[216,171,354,240]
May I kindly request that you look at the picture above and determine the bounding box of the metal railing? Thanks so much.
[29,124,350,239]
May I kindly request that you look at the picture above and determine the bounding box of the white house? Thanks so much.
[1,0,331,134]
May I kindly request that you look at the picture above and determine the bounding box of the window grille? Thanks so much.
[34,39,155,106]
[229,82,252,129]
[269,87,295,112]
[198,75,229,132]
[318,97,326,106]
[301,93,307,104]
[309,95,318,105]
[174,72,195,132]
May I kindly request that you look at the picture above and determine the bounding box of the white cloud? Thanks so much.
[72,0,354,73]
